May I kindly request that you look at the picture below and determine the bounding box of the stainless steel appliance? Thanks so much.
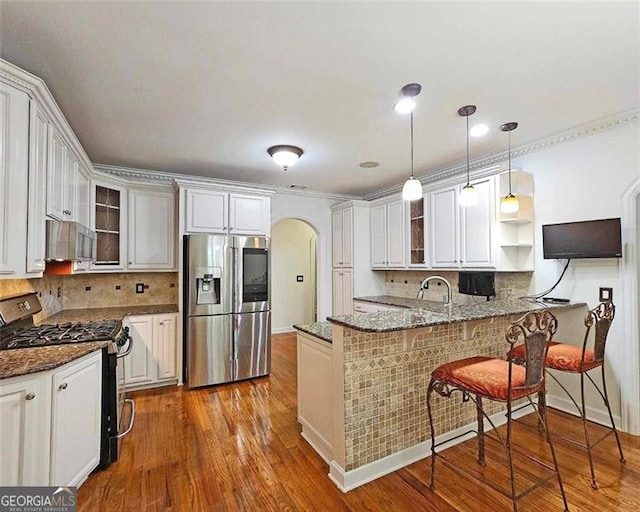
[0,293,133,469]
[45,219,96,261]
[183,234,271,388]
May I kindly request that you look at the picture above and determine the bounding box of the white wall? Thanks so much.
[512,121,639,424]
[271,218,317,331]
[271,192,341,322]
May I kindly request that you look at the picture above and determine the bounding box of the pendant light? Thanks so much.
[396,83,423,201]
[500,122,519,214]
[267,145,304,171]
[401,111,422,200]
[458,105,478,207]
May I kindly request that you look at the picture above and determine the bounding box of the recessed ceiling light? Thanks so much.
[470,123,489,137]
[359,161,380,168]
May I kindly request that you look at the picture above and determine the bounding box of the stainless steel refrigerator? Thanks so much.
[183,234,271,388]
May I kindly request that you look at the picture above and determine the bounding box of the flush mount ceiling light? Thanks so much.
[458,105,478,207]
[267,145,304,171]
[500,122,520,214]
[394,83,422,114]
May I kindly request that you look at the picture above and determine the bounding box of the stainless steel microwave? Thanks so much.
[45,220,96,261]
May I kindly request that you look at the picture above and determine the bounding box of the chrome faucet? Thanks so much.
[417,276,453,306]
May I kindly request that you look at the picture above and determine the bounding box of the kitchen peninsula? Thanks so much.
[295,297,587,491]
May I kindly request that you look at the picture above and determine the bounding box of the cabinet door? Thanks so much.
[430,187,459,268]
[92,183,126,270]
[75,165,91,228]
[386,200,405,267]
[26,101,49,274]
[460,178,495,268]
[341,269,353,315]
[0,374,50,486]
[332,210,344,267]
[332,269,343,315]
[154,314,177,381]
[124,316,154,387]
[229,194,270,236]
[0,82,29,277]
[46,128,66,220]
[63,151,77,221]
[185,189,228,233]
[341,208,353,267]
[370,205,387,267]
[128,189,175,270]
[50,351,101,486]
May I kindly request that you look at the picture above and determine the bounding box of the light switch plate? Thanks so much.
[599,287,613,302]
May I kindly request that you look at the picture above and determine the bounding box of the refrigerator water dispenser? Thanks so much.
[195,267,221,305]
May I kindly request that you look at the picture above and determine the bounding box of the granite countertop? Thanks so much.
[41,304,179,324]
[0,341,110,379]
[1,304,179,380]
[293,321,332,343]
[329,298,586,333]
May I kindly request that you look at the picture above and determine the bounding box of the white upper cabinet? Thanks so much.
[430,177,495,269]
[186,189,227,233]
[0,81,30,278]
[184,187,270,236]
[128,188,175,270]
[332,207,353,268]
[47,127,78,221]
[371,199,405,269]
[75,164,91,229]
[229,193,270,235]
[26,100,49,274]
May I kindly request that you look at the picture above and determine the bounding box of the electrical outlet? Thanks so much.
[136,283,145,294]
[599,287,613,302]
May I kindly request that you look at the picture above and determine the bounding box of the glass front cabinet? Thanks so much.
[408,197,427,266]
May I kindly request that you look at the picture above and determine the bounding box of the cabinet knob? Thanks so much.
[25,392,36,400]
[58,383,68,390]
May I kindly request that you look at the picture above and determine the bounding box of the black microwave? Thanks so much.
[458,271,495,298]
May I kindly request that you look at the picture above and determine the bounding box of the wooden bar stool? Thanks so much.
[510,301,625,489]
[427,310,569,512]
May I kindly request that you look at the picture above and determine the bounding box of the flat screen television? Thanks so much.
[542,217,622,259]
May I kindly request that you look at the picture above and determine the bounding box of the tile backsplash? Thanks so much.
[0,272,178,321]
[384,270,533,303]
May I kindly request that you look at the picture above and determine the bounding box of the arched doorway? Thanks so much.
[271,218,319,332]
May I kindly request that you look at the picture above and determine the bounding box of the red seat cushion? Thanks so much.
[510,342,600,372]
[431,356,538,401]
[546,342,600,372]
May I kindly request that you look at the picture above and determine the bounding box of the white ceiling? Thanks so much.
[1,2,638,197]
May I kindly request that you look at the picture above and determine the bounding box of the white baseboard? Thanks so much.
[327,403,536,493]
[272,326,296,334]
[545,392,621,428]
[300,421,333,464]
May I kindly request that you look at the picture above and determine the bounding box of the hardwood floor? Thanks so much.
[79,333,640,511]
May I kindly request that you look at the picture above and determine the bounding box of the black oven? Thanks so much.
[98,328,135,469]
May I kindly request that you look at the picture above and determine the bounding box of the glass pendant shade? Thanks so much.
[500,193,519,214]
[402,176,423,201]
[458,184,478,207]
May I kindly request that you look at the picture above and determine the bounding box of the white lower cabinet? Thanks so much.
[50,350,102,487]
[0,373,51,486]
[352,300,405,313]
[332,268,353,316]
[124,313,178,390]
[0,350,102,487]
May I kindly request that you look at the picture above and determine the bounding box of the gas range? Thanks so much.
[0,319,125,350]
[0,293,126,350]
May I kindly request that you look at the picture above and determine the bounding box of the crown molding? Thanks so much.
[0,58,96,172]
[364,106,639,201]
[94,163,358,202]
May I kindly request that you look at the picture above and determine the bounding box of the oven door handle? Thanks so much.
[117,398,135,439]
[117,335,133,359]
